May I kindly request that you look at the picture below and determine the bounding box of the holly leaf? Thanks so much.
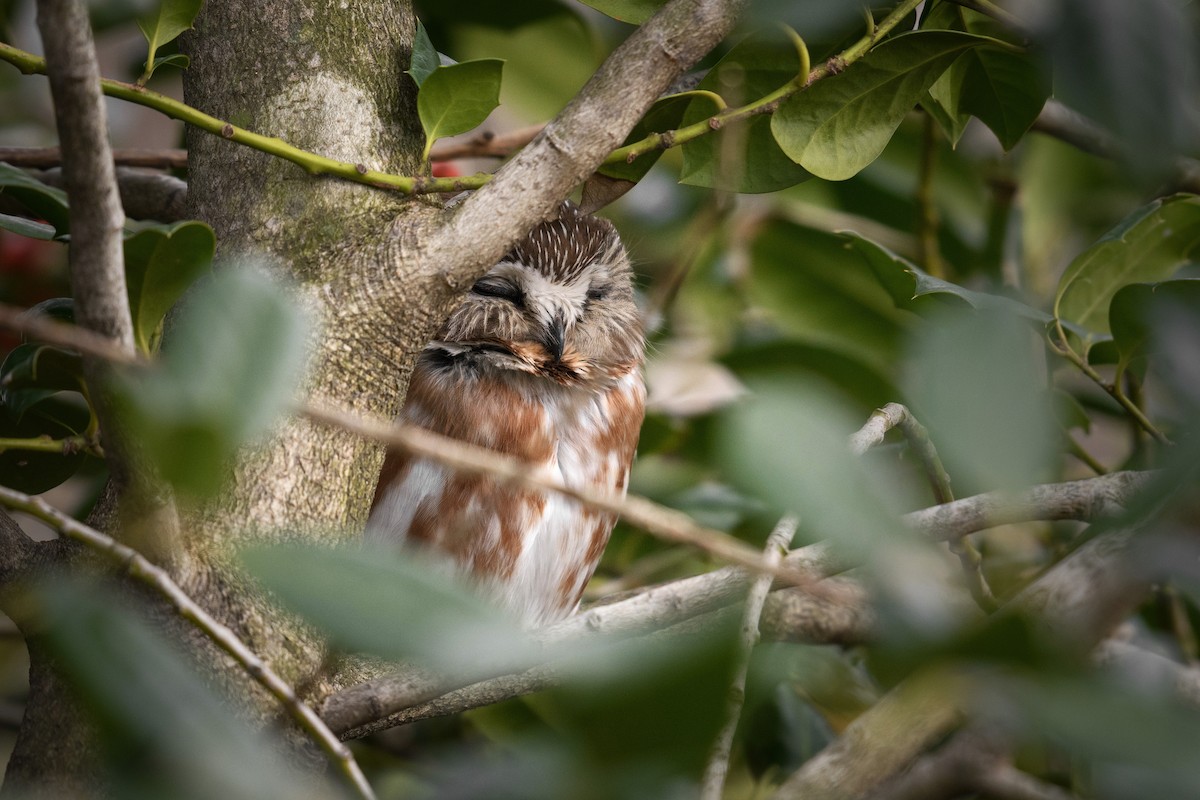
[136,0,202,83]
[407,20,441,88]
[123,220,215,354]
[417,59,504,161]
[0,213,55,240]
[574,0,665,24]
[0,163,71,236]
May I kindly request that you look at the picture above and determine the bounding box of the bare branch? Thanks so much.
[973,764,1080,800]
[426,0,747,291]
[429,125,546,161]
[32,167,188,222]
[1093,639,1200,709]
[0,146,188,169]
[35,0,181,566]
[906,471,1153,542]
[36,0,132,352]
[702,515,797,800]
[301,400,817,587]
[322,541,849,737]
[0,485,376,800]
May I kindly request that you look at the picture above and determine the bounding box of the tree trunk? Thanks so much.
[4,0,449,793]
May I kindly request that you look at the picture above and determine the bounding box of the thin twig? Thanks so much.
[0,435,103,458]
[0,485,376,800]
[915,114,944,279]
[1065,434,1108,476]
[301,400,815,588]
[851,403,997,611]
[701,515,797,800]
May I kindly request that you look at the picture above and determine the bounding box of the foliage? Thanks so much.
[2,0,1200,798]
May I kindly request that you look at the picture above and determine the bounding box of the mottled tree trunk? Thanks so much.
[3,1,451,794]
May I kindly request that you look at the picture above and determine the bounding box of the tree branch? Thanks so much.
[31,167,189,222]
[427,0,749,291]
[905,471,1153,542]
[301,400,816,587]
[35,0,181,567]
[0,485,376,800]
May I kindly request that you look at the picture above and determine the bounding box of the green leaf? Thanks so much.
[574,0,664,24]
[922,2,1048,149]
[417,59,504,160]
[136,0,202,82]
[771,30,991,181]
[1054,195,1200,351]
[33,579,321,800]
[0,212,55,240]
[123,220,215,354]
[599,91,718,183]
[748,221,906,375]
[0,162,71,236]
[1,343,83,394]
[407,20,441,88]
[149,52,190,72]
[679,29,812,193]
[0,394,91,493]
[111,267,309,498]
[842,231,1052,323]
[1109,280,1200,379]
[242,543,536,673]
[904,308,1058,494]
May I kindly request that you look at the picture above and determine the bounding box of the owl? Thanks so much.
[368,202,646,626]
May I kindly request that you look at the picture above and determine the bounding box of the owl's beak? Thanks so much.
[543,316,567,362]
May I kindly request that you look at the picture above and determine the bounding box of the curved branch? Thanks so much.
[32,167,189,222]
[0,485,376,800]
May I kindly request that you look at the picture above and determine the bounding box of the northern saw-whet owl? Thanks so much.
[368,202,646,626]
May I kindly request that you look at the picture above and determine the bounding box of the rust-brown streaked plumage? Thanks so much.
[368,202,646,625]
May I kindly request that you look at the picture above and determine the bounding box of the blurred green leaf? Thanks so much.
[407,19,440,88]
[679,29,813,193]
[112,268,308,498]
[992,672,1200,800]
[33,578,321,800]
[904,308,1057,494]
[0,162,71,236]
[242,543,536,672]
[148,52,190,72]
[0,394,90,493]
[123,220,215,354]
[417,59,504,160]
[20,297,76,329]
[1054,195,1200,352]
[922,2,1048,149]
[0,212,55,240]
[136,0,202,82]
[574,0,664,24]
[717,377,912,559]
[550,622,738,796]
[1035,0,1200,180]
[1109,280,1200,379]
[772,31,989,180]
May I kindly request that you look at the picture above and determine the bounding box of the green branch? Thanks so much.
[0,435,103,458]
[0,42,483,196]
[602,0,926,169]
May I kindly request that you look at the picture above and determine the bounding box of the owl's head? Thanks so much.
[430,202,643,388]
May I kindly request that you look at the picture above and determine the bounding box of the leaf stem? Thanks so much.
[0,42,483,196]
[0,484,377,800]
[1050,320,1171,445]
[916,113,945,278]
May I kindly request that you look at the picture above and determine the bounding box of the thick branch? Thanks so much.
[36,0,131,351]
[427,0,747,291]
[32,167,188,222]
[0,508,39,590]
